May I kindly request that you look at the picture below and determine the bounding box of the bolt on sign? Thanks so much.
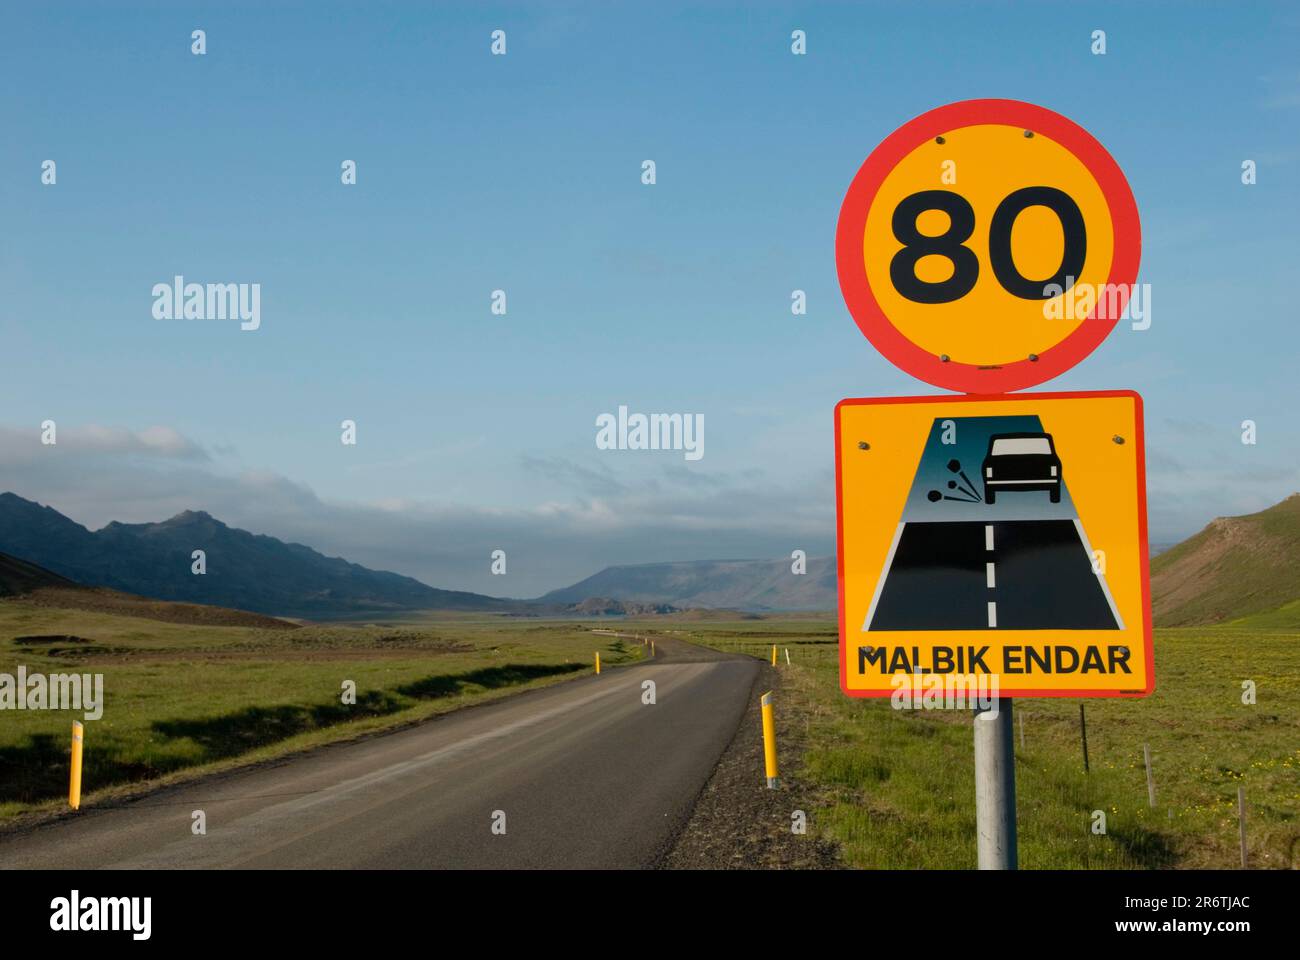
[835,391,1153,697]
[834,99,1152,699]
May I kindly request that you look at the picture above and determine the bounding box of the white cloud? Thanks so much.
[0,424,208,461]
[0,424,833,597]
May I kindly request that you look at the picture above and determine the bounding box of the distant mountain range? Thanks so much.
[0,493,834,617]
[4,490,1296,624]
[539,556,838,612]
[1151,493,1300,627]
[0,493,511,618]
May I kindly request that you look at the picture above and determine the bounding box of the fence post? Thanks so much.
[1143,743,1156,808]
[1238,786,1248,869]
[1079,704,1090,773]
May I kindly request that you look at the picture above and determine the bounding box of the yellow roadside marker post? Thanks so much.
[760,692,779,789]
[69,720,84,810]
[595,651,601,675]
[770,644,777,666]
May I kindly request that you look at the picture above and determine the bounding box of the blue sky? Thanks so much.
[1,1,1297,596]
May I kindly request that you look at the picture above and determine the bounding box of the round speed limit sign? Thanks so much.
[836,99,1141,393]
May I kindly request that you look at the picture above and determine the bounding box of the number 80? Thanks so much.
[889,187,1087,304]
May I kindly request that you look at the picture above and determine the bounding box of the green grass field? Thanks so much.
[653,618,1299,870]
[0,603,642,821]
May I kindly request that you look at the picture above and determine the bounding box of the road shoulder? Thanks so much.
[660,658,841,869]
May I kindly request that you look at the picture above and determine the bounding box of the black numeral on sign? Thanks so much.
[988,186,1087,299]
[889,187,1087,303]
[890,191,980,304]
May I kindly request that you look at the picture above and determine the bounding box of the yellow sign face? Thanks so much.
[835,99,1142,394]
[834,391,1153,698]
[862,124,1114,365]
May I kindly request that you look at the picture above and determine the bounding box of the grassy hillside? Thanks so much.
[0,603,642,821]
[0,550,295,629]
[652,618,1298,870]
[1152,494,1300,626]
[0,551,80,594]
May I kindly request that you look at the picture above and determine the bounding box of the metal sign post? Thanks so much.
[974,698,1017,869]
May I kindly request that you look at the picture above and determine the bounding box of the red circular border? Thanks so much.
[835,99,1141,394]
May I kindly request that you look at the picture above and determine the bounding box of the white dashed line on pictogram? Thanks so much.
[985,523,997,628]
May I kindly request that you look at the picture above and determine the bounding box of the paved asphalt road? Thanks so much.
[869,519,1119,630]
[0,637,758,869]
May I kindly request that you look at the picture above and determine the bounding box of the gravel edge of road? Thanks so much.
[659,659,842,870]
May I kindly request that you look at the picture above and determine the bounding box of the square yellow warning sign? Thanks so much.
[834,390,1153,698]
